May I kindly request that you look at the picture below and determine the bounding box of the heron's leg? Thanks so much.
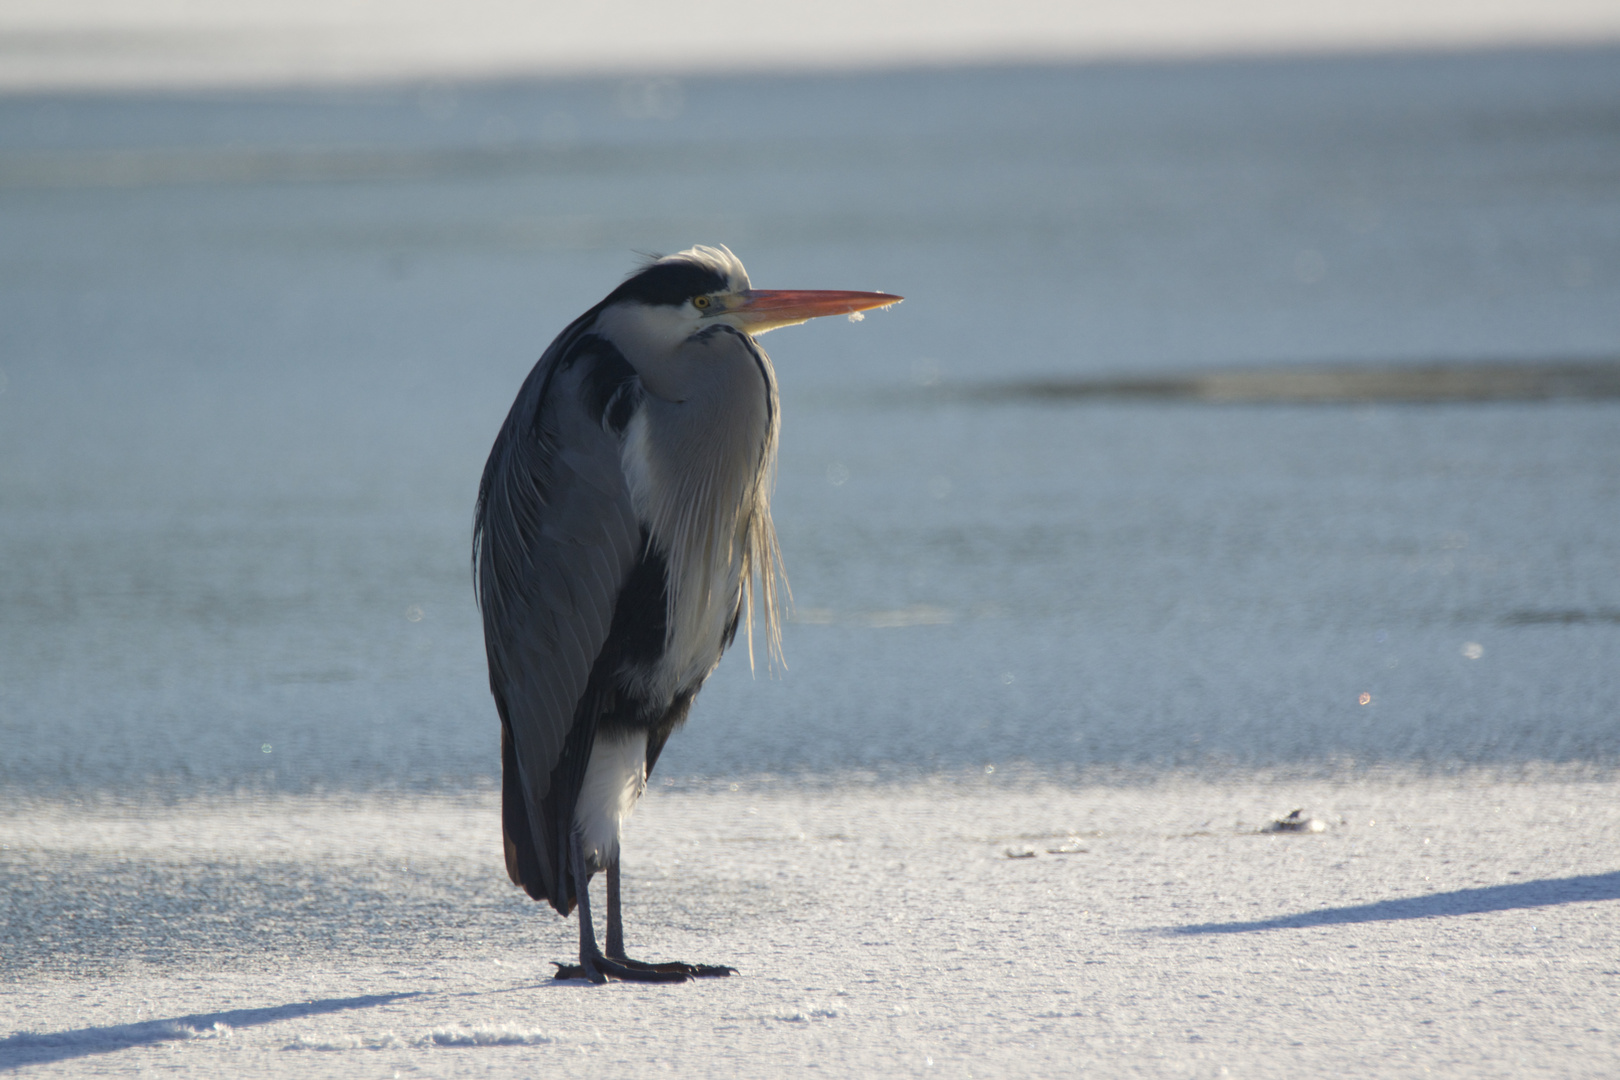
[600,859,731,976]
[553,840,697,983]
[605,858,626,960]
[592,854,736,979]
[568,832,607,984]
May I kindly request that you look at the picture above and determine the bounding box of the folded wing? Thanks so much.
[474,326,641,913]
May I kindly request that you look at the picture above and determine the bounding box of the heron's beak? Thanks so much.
[726,289,903,334]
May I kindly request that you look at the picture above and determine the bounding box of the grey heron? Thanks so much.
[473,245,900,983]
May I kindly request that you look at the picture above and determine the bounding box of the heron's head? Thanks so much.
[594,246,901,366]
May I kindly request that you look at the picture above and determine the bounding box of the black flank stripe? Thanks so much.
[576,336,642,435]
[608,529,670,668]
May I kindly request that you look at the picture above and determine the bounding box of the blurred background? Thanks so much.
[1,2,1617,795]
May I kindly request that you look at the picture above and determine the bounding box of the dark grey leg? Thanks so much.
[552,838,719,983]
[603,855,731,976]
[569,831,606,984]
[606,858,626,960]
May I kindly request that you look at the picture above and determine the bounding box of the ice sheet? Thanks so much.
[3,775,1617,1076]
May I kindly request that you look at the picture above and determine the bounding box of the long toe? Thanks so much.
[609,956,736,979]
[698,965,737,977]
[552,956,735,983]
[594,956,693,983]
[551,960,608,984]
[676,963,736,978]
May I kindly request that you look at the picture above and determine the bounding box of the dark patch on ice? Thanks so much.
[1262,809,1326,833]
[1501,609,1620,627]
[1169,870,1620,935]
[938,360,1620,405]
[0,993,419,1071]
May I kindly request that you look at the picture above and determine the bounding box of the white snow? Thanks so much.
[3,773,1617,1077]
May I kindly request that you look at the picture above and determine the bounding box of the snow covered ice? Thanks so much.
[3,778,1618,1076]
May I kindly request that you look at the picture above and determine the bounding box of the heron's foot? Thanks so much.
[552,955,735,983]
[611,955,736,979]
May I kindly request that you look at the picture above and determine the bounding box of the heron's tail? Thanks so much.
[501,723,574,914]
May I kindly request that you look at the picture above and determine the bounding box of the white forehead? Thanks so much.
[659,244,751,293]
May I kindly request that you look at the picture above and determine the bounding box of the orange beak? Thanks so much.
[726,289,903,334]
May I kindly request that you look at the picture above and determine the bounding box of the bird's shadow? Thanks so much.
[0,991,422,1071]
[1169,870,1620,935]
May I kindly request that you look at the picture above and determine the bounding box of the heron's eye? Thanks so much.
[692,295,712,310]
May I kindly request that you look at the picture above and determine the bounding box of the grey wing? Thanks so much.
[474,343,640,912]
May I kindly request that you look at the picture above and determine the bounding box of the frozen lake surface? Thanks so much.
[1,48,1618,793]
[3,776,1618,1076]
